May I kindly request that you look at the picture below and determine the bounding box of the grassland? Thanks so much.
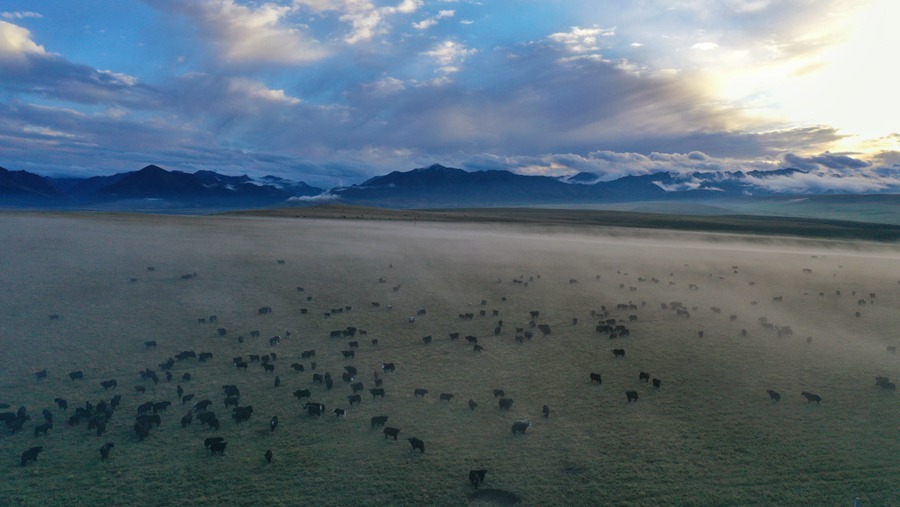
[0,211,897,506]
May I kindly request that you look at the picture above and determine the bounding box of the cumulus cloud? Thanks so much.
[413,9,454,30]
[422,40,477,75]
[548,26,615,54]
[293,0,423,44]
[227,78,301,104]
[0,21,48,59]
[146,0,328,64]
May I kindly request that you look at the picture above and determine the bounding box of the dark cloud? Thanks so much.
[784,152,871,170]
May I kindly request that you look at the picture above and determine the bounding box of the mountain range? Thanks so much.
[0,162,894,212]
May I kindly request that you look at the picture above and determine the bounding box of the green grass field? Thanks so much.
[0,213,897,506]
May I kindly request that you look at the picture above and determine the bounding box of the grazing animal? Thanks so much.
[625,390,639,403]
[542,405,550,418]
[801,391,822,404]
[303,403,325,417]
[381,362,396,372]
[612,348,626,358]
[767,389,781,402]
[21,446,43,466]
[69,370,84,381]
[408,437,425,453]
[209,440,227,455]
[232,406,254,423]
[293,389,311,401]
[511,420,530,435]
[333,408,346,418]
[652,378,662,389]
[498,398,514,410]
[414,388,428,397]
[181,412,193,428]
[265,450,273,463]
[54,398,68,410]
[182,394,195,405]
[370,415,388,429]
[370,388,385,399]
[204,437,224,449]
[590,373,602,384]
[342,350,355,359]
[469,469,487,487]
[35,369,48,380]
[493,389,505,398]
[312,373,324,384]
[439,393,454,402]
[347,394,361,405]
[291,363,305,372]
[422,335,432,344]
[351,382,364,393]
[383,427,401,440]
[144,341,157,349]
[270,416,278,432]
[99,442,114,460]
[33,422,52,437]
[468,399,478,410]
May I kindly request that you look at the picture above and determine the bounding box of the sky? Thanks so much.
[0,0,898,191]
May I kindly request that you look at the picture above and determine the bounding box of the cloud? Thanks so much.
[413,9,454,30]
[0,21,48,60]
[548,26,615,54]
[422,40,477,75]
[227,77,301,104]
[293,0,423,44]
[1,11,43,20]
[145,0,328,64]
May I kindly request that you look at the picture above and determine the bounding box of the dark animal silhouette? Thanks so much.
[21,446,43,466]
[801,391,822,404]
[99,442,114,460]
[639,372,650,382]
[383,427,401,440]
[468,399,478,410]
[652,378,661,389]
[542,405,550,418]
[767,389,781,402]
[511,420,530,435]
[469,469,487,487]
[590,373,602,384]
[370,415,388,429]
[439,393,454,402]
[270,416,278,432]
[347,394,361,405]
[414,388,428,397]
[68,370,84,381]
[408,437,425,453]
[612,348,626,358]
[625,390,639,403]
[493,389,505,398]
[370,388,385,399]
[265,450,273,463]
[498,398,514,410]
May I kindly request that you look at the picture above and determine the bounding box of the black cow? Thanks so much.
[232,406,254,422]
[270,416,278,432]
[291,363,305,372]
[69,370,84,381]
[542,405,550,418]
[498,398,514,410]
[449,332,460,340]
[262,363,275,373]
[351,382,364,393]
[181,412,193,428]
[801,391,822,404]
[312,373,324,384]
[258,306,272,315]
[469,469,487,487]
[194,399,213,411]
[136,414,161,428]
[99,442,114,460]
[265,450,273,464]
[42,409,53,425]
[652,378,661,389]
[135,386,146,394]
[465,336,478,345]
[209,440,227,455]
[590,373,602,384]
[333,408,346,418]
[439,393,454,402]
[293,389,311,401]
[371,415,388,429]
[625,390,639,403]
[422,335,432,344]
[413,388,428,397]
[21,446,43,466]
[204,437,225,448]
[370,388,385,399]
[144,341,157,349]
[222,385,240,398]
[767,389,781,402]
[301,350,316,360]
[381,363,396,372]
[383,427,401,440]
[54,398,68,410]
[303,402,325,417]
[347,394,361,406]
[33,422,52,437]
[342,350,355,359]
[493,389,505,398]
[511,420,530,435]
[152,401,171,413]
[182,394,195,405]
[198,352,213,362]
[612,348,626,358]
[408,437,425,453]
[468,399,478,410]
[639,372,651,382]
[35,369,48,380]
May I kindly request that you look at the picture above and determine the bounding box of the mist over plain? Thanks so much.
[0,213,896,505]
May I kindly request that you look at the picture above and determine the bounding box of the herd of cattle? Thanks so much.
[2,256,896,501]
